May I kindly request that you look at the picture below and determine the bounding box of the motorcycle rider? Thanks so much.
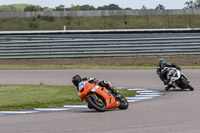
[156,59,180,90]
[72,74,118,95]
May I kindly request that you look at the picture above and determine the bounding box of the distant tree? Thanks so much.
[0,4,28,12]
[184,0,200,8]
[124,7,132,10]
[141,5,147,10]
[0,4,54,12]
[69,4,81,11]
[108,4,121,10]
[194,0,200,7]
[80,5,95,10]
[42,7,53,11]
[97,4,121,10]
[0,5,15,12]
[185,0,195,8]
[54,5,65,11]
[155,4,165,10]
[24,5,43,11]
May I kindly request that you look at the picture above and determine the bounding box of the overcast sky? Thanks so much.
[0,0,188,9]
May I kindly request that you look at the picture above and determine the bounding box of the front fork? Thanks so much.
[89,93,104,107]
[181,73,190,83]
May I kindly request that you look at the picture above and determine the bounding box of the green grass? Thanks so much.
[0,84,138,111]
[1,15,200,30]
[0,64,155,70]
[0,63,200,70]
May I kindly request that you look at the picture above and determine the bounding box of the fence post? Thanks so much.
[146,15,149,28]
[124,15,128,29]
[83,17,85,29]
[188,15,192,28]
[167,14,170,28]
[104,16,106,29]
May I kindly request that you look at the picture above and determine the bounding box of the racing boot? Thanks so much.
[164,79,171,91]
[169,84,176,89]
[165,84,176,91]
[165,84,170,91]
[110,88,122,99]
[110,87,117,95]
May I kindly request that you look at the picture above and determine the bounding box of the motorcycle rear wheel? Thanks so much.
[118,94,129,110]
[86,94,106,112]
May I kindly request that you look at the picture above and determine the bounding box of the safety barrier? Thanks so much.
[0,32,200,59]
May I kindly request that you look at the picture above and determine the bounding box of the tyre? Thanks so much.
[118,94,129,110]
[87,103,93,109]
[181,79,194,91]
[86,94,106,112]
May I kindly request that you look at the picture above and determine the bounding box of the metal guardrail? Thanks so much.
[0,32,200,59]
[2,33,200,41]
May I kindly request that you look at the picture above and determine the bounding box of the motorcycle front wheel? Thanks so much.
[180,79,194,91]
[86,94,106,112]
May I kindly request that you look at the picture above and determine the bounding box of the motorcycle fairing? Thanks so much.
[92,86,119,109]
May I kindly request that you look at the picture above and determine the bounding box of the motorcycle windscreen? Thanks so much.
[169,70,181,81]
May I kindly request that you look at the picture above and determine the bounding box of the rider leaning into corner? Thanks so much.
[72,74,120,97]
[156,59,181,91]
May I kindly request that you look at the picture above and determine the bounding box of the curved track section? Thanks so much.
[0,69,199,133]
[0,88,163,115]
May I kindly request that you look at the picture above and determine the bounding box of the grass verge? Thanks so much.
[0,84,138,111]
[0,64,156,70]
[0,64,200,70]
[1,15,200,30]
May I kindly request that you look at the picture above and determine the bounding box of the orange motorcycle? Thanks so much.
[78,81,129,112]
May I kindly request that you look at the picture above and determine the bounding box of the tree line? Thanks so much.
[0,1,199,12]
[0,3,166,12]
[185,0,200,8]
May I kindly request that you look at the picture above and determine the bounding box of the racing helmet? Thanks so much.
[158,59,167,68]
[158,58,166,65]
[72,75,82,87]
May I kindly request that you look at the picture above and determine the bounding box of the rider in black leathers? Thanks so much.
[72,74,117,94]
[156,59,180,90]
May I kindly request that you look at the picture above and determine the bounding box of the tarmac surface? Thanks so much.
[0,69,199,133]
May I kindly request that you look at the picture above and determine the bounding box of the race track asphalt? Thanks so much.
[0,69,199,133]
